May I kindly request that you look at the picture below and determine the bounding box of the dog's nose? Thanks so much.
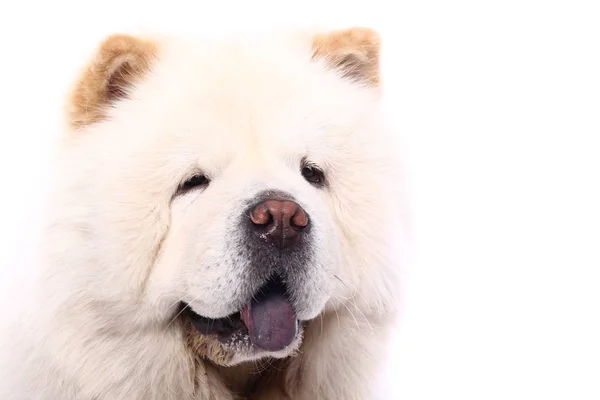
[249,199,309,248]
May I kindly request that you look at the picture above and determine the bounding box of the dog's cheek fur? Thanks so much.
[325,123,401,316]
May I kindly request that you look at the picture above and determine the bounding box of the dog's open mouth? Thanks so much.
[182,275,299,352]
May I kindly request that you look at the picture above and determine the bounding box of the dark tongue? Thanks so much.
[240,285,298,352]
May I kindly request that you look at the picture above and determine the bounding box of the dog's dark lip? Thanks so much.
[181,304,248,342]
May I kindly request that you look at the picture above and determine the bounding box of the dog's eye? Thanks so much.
[179,175,210,194]
[301,165,325,187]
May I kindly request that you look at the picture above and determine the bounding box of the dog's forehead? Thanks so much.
[112,35,378,171]
[151,83,330,159]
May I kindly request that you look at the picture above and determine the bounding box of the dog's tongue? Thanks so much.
[240,291,298,352]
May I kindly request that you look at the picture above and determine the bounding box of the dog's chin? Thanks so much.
[180,276,308,366]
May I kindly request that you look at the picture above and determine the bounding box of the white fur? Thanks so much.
[0,30,403,399]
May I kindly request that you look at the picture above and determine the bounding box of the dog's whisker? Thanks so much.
[166,305,189,328]
[333,272,377,312]
[166,291,206,328]
[329,293,360,331]
[349,297,375,334]
[319,313,324,339]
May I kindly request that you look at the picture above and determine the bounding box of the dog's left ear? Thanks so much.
[312,27,381,87]
[65,34,157,130]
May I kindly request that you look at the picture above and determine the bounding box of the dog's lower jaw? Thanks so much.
[183,309,392,400]
[183,318,305,368]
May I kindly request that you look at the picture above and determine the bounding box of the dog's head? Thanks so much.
[56,28,399,366]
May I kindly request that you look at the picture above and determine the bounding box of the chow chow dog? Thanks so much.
[0,26,402,399]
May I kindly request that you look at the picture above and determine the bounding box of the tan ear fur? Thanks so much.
[66,34,157,130]
[312,27,381,87]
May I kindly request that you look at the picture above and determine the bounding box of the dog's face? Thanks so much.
[58,28,397,366]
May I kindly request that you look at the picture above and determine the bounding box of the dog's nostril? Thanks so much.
[290,207,308,229]
[249,204,272,226]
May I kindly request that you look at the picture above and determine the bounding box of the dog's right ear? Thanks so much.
[311,27,381,87]
[65,34,157,130]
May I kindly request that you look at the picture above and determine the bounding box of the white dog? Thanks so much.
[0,27,402,399]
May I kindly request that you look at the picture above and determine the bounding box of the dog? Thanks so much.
[0,26,402,399]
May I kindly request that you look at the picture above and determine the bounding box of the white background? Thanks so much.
[0,0,599,398]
